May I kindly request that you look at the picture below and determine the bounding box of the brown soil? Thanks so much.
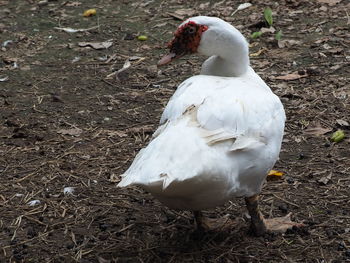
[1,0,349,262]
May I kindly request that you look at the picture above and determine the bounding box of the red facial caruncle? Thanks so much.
[158,21,208,66]
[168,21,208,55]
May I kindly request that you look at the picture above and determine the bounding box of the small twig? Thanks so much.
[273,194,300,208]
[117,223,134,233]
[16,170,39,183]
[100,78,118,88]
[2,231,52,250]
[24,215,47,226]
[151,78,171,85]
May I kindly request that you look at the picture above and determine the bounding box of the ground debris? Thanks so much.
[0,75,9,82]
[78,41,113,50]
[275,72,308,81]
[0,0,349,262]
[318,173,332,185]
[304,124,332,136]
[57,128,83,136]
[54,25,99,33]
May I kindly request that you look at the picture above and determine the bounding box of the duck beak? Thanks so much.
[157,51,187,66]
[157,52,177,66]
[157,36,188,67]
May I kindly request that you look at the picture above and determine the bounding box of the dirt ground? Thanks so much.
[0,0,349,262]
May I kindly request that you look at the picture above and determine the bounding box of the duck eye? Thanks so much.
[187,26,196,34]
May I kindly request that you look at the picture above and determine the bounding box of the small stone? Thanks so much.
[325,229,335,238]
[99,223,109,231]
[27,227,36,238]
[63,187,75,195]
[98,232,109,240]
[338,241,345,251]
[286,177,294,184]
[278,203,288,213]
[66,242,74,249]
[123,33,135,40]
[5,119,20,127]
[51,94,63,102]
[38,0,48,6]
[319,6,328,12]
[27,200,41,206]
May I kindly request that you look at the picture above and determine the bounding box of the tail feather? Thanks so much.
[117,106,237,192]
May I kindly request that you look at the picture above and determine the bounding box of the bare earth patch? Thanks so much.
[0,0,349,262]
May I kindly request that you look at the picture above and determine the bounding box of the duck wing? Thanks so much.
[118,74,285,208]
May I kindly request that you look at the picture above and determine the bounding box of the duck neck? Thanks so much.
[199,28,250,77]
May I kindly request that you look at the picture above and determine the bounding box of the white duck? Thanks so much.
[118,16,302,235]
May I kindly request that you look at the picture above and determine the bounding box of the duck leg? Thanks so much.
[245,194,304,236]
[193,211,234,231]
[194,211,207,231]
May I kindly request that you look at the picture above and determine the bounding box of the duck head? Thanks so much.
[157,16,249,76]
[158,20,208,66]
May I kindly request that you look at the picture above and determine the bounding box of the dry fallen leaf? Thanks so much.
[250,48,267,57]
[106,130,128,138]
[231,2,252,16]
[317,0,342,6]
[97,256,111,263]
[260,27,276,33]
[199,2,210,10]
[57,128,82,136]
[304,125,332,136]
[318,173,332,185]
[278,39,302,48]
[78,41,113,50]
[127,125,154,134]
[54,26,99,33]
[268,170,284,176]
[109,173,120,183]
[275,72,308,81]
[267,170,284,181]
[166,12,184,20]
[116,59,131,80]
[129,56,143,61]
[174,8,196,17]
[0,76,9,82]
[65,1,82,7]
[336,119,349,127]
[140,44,151,50]
[106,57,146,80]
[237,3,252,11]
[83,8,96,17]
[167,8,196,20]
